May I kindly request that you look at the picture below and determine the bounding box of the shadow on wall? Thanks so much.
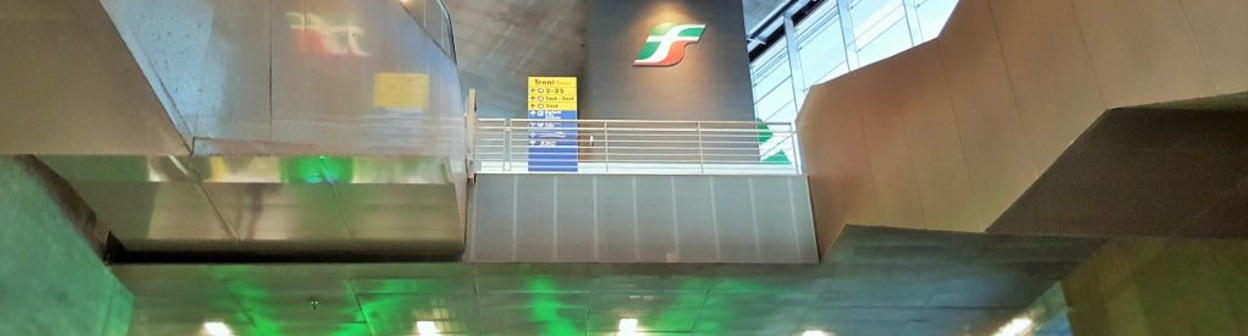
[1062,238,1248,335]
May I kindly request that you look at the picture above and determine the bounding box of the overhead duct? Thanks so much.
[40,155,464,259]
[6,0,470,258]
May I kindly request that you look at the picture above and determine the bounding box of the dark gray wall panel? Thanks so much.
[712,178,758,262]
[515,175,556,261]
[470,175,516,261]
[583,0,755,121]
[555,175,597,262]
[636,177,678,262]
[673,177,720,262]
[469,174,816,263]
[596,176,639,262]
[753,176,802,263]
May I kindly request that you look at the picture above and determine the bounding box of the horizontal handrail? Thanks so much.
[477,117,794,126]
[472,118,802,175]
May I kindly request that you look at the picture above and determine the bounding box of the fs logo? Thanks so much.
[287,12,370,57]
[634,23,706,67]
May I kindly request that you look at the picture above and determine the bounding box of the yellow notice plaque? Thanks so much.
[373,72,429,110]
[527,76,578,111]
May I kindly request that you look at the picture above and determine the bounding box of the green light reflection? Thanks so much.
[525,277,581,335]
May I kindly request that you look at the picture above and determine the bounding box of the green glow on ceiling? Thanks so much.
[280,156,354,184]
[651,279,712,333]
[525,277,581,335]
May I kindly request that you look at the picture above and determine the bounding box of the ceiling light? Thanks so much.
[416,321,439,335]
[993,318,1034,336]
[802,331,829,336]
[618,318,639,332]
[203,322,232,336]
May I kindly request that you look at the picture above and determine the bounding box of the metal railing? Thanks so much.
[398,0,457,61]
[473,118,801,175]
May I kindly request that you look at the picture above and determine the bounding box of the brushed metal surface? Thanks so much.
[2,0,465,157]
[40,155,464,255]
[98,0,465,157]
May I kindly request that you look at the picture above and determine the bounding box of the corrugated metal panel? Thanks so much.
[468,175,817,263]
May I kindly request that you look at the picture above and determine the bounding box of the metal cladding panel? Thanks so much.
[514,175,556,261]
[595,176,637,262]
[468,174,817,264]
[96,0,464,158]
[712,177,758,263]
[635,177,678,263]
[469,175,517,261]
[265,0,465,156]
[673,177,720,262]
[554,175,597,262]
[40,155,464,256]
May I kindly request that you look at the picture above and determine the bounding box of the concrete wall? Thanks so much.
[468,174,817,263]
[797,0,1248,253]
[0,0,188,155]
[0,157,133,336]
[584,0,755,121]
[1062,239,1248,335]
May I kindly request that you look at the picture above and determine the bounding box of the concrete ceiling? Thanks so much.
[114,226,1100,335]
[444,0,784,118]
[444,0,588,119]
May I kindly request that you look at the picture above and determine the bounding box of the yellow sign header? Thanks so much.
[528,77,577,87]
[528,76,577,111]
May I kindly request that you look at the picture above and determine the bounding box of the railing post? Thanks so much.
[789,122,800,174]
[602,120,610,173]
[503,119,512,172]
[697,121,705,174]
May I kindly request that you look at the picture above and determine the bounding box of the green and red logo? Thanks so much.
[634,23,706,67]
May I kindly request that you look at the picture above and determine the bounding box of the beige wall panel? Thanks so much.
[990,0,1109,171]
[798,90,847,256]
[1176,0,1248,94]
[890,44,982,232]
[1071,0,1216,107]
[936,0,1038,228]
[858,61,926,229]
[800,72,882,253]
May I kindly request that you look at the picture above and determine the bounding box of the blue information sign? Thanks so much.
[527,110,578,172]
